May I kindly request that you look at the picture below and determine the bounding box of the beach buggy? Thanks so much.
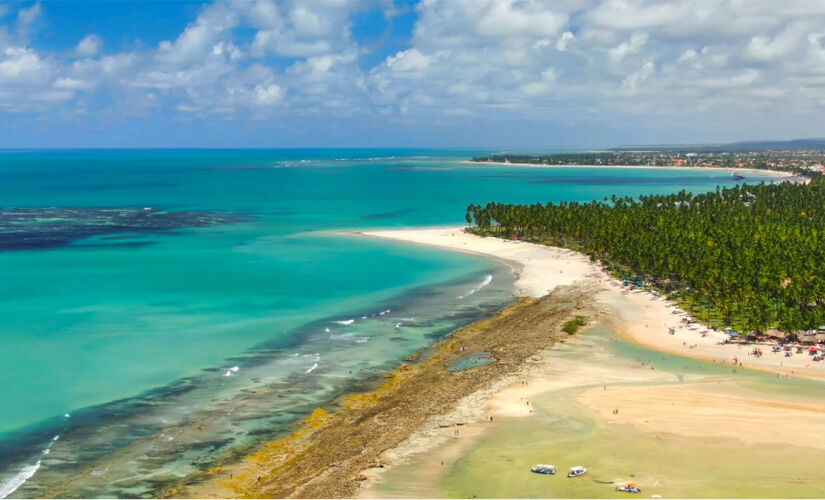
[616,483,642,493]
[530,464,556,475]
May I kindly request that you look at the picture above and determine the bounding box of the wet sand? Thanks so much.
[361,324,825,499]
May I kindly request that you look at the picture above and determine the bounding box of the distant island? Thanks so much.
[472,141,825,177]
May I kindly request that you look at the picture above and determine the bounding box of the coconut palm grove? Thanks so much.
[466,175,825,335]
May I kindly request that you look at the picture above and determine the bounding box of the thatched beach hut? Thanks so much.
[765,328,789,341]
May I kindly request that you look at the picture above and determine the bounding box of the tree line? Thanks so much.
[466,179,825,334]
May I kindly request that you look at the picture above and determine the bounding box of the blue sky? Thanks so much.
[1,0,825,148]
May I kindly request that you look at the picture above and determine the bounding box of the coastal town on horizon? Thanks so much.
[4,1,825,500]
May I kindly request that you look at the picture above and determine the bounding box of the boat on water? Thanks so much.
[732,173,746,180]
[530,464,556,475]
[616,483,642,493]
[567,466,587,477]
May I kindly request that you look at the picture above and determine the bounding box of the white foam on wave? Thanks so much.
[0,435,59,499]
[333,319,355,325]
[457,275,493,299]
[305,363,319,374]
[330,333,369,344]
[378,309,391,316]
[395,322,402,328]
[0,461,41,499]
[223,366,240,377]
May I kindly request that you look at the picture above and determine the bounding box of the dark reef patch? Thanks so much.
[47,182,178,191]
[361,208,415,220]
[0,207,248,251]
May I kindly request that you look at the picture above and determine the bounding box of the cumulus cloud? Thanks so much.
[609,32,649,63]
[53,77,94,90]
[385,48,432,73]
[246,0,365,58]
[745,23,804,62]
[255,83,282,105]
[621,61,654,91]
[75,34,102,57]
[1,0,825,142]
[16,2,41,30]
[0,47,44,80]
[556,31,574,51]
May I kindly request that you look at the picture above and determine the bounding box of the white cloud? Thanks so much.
[75,34,102,57]
[176,103,199,113]
[678,49,698,62]
[245,0,364,58]
[473,0,568,38]
[621,60,654,91]
[54,77,93,90]
[156,1,238,64]
[520,68,556,96]
[386,48,431,73]
[556,31,574,51]
[2,0,825,142]
[744,23,804,62]
[0,47,49,82]
[532,38,551,50]
[587,0,688,31]
[608,32,648,63]
[698,69,759,89]
[255,83,283,105]
[212,41,242,60]
[16,2,41,29]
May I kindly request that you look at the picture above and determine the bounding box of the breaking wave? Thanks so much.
[0,435,59,499]
[457,275,493,299]
[330,333,369,344]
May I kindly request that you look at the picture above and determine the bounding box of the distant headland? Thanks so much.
[471,138,825,178]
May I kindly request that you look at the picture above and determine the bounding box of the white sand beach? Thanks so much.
[461,160,806,182]
[363,227,825,379]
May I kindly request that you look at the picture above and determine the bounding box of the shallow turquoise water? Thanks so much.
[0,149,777,497]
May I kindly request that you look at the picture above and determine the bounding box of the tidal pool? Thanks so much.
[368,326,825,499]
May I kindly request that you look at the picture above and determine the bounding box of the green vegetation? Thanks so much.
[466,179,825,333]
[562,316,588,335]
[471,151,825,177]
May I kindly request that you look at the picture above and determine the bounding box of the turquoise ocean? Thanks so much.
[0,150,777,497]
